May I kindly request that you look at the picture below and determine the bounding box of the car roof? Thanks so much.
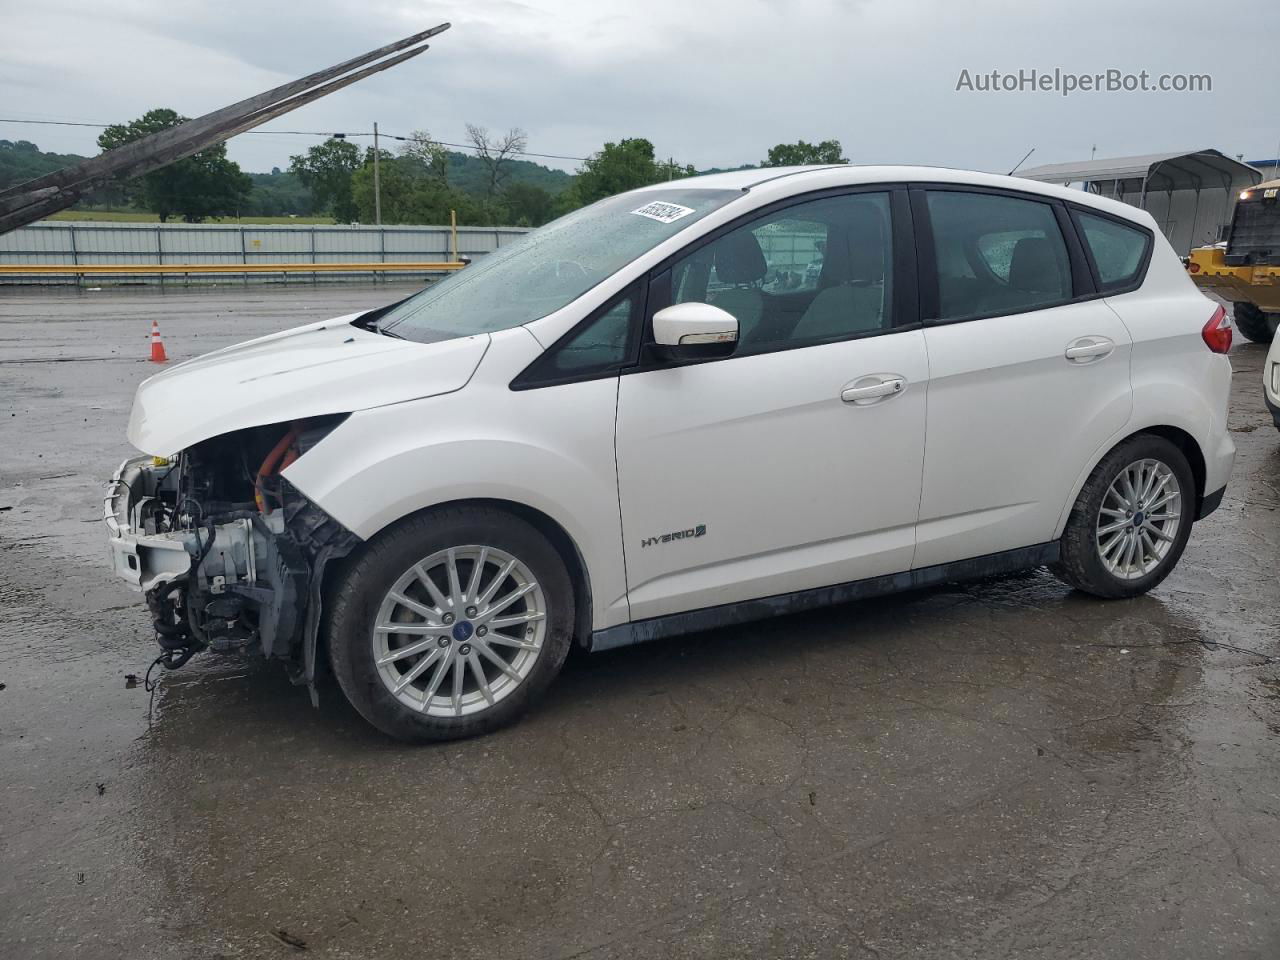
[630,164,1151,225]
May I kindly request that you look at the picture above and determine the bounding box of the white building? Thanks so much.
[1017,149,1261,255]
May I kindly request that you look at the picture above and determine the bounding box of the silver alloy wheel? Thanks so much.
[1095,458,1183,580]
[372,545,547,717]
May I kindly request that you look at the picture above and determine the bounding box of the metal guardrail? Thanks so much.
[0,261,467,276]
[0,220,530,285]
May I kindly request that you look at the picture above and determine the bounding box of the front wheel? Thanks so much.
[1054,435,1195,599]
[327,506,575,742]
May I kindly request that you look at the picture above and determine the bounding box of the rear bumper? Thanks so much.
[1202,421,1236,508]
[1266,389,1280,432]
[1197,486,1226,520]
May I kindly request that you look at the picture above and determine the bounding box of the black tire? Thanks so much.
[1233,302,1276,344]
[327,505,575,742]
[1053,434,1196,599]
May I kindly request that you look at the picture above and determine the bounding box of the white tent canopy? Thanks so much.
[1017,149,1262,255]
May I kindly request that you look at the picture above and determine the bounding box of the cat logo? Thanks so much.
[641,524,707,549]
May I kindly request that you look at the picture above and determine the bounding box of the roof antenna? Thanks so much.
[1007,147,1035,176]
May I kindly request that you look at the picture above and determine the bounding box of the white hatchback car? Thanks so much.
[107,165,1235,740]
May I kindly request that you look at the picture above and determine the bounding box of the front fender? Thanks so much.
[283,350,629,631]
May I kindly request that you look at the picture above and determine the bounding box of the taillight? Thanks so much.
[1201,305,1232,354]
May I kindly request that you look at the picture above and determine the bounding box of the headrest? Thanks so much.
[848,204,886,283]
[821,202,886,287]
[1008,237,1065,293]
[712,229,767,285]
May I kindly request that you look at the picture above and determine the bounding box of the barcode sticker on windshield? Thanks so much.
[632,201,695,224]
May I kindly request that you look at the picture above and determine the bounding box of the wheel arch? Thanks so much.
[347,497,596,650]
[467,498,595,650]
[1055,423,1208,538]
[1138,425,1206,507]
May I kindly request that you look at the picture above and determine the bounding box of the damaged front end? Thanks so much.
[104,417,360,692]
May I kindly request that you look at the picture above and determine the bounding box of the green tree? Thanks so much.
[0,140,83,189]
[351,154,480,226]
[466,125,528,198]
[352,154,416,223]
[761,139,848,167]
[97,109,251,222]
[290,137,362,222]
[243,169,313,217]
[401,130,449,184]
[443,148,571,197]
[501,182,554,227]
[564,138,694,210]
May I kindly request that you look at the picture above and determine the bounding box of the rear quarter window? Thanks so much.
[1074,211,1151,291]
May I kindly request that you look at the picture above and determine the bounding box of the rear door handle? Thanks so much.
[1065,336,1115,362]
[841,376,906,405]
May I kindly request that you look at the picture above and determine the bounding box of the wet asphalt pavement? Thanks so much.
[1,282,1278,959]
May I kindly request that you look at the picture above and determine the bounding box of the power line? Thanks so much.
[0,118,106,129]
[427,139,588,163]
[0,116,589,163]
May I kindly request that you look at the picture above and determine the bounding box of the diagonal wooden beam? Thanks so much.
[0,23,450,233]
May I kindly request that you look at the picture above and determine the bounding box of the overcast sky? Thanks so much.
[2,0,1278,177]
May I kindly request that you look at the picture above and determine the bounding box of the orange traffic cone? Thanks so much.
[149,319,168,363]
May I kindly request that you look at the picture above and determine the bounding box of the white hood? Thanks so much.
[127,314,490,455]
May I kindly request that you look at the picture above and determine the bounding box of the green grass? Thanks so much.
[45,210,337,225]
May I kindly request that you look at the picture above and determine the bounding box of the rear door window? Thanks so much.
[1074,211,1151,291]
[926,191,1072,320]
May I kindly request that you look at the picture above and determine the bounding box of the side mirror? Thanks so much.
[650,302,738,361]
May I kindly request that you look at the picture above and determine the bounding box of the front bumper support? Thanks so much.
[104,456,358,688]
[104,457,194,592]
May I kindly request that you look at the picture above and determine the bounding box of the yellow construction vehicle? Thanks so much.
[1187,178,1280,343]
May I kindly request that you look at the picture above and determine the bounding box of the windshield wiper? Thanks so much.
[373,321,406,340]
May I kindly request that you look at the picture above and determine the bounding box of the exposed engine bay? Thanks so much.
[105,416,359,688]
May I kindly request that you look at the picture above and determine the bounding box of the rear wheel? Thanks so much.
[1054,435,1195,599]
[328,506,574,742]
[1233,302,1277,344]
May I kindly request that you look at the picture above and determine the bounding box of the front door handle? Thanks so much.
[841,376,906,405]
[1064,336,1115,363]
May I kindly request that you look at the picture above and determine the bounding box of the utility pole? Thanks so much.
[373,121,382,226]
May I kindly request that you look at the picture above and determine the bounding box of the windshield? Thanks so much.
[377,187,742,343]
